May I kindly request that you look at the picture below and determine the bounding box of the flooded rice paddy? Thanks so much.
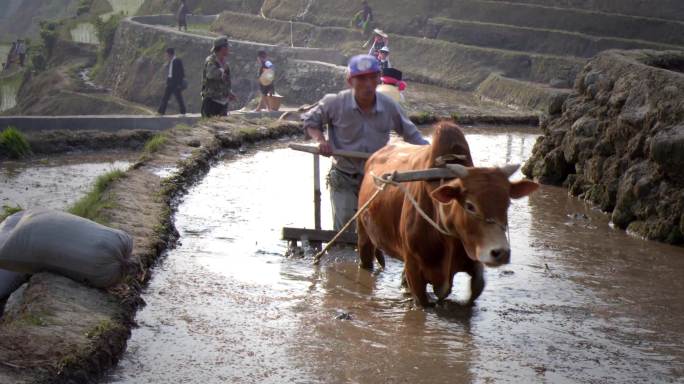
[101,0,145,21]
[106,127,684,383]
[0,151,134,211]
[70,22,100,45]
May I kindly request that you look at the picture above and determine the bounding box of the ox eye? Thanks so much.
[464,201,477,214]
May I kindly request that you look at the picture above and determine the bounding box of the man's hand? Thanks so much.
[306,126,332,156]
[228,92,237,102]
[318,138,333,157]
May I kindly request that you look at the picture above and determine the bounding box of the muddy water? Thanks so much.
[0,44,10,66]
[0,152,134,210]
[106,127,684,384]
[0,72,20,112]
[70,22,99,45]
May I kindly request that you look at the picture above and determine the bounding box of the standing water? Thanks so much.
[100,0,145,21]
[0,152,134,210]
[70,22,100,45]
[105,127,684,383]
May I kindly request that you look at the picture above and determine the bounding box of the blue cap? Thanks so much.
[348,54,381,78]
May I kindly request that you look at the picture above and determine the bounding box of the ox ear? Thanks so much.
[431,182,465,204]
[510,180,539,199]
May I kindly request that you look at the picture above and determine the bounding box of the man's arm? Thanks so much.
[393,104,429,145]
[302,95,335,156]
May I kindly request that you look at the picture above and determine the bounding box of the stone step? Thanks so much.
[212,11,584,90]
[262,0,684,47]
[427,18,680,58]
[475,74,572,114]
[485,0,684,22]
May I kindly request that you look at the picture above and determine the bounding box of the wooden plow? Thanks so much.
[282,143,370,250]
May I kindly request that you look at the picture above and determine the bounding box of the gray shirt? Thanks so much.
[303,89,428,175]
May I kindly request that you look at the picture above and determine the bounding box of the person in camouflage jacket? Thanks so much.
[201,36,236,117]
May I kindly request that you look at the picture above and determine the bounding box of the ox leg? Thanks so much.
[357,217,376,271]
[467,261,485,306]
[404,258,431,307]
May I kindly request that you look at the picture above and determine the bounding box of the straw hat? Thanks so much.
[373,28,388,38]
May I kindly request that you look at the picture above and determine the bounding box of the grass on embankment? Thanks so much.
[68,169,125,224]
[0,205,22,222]
[0,127,32,159]
[143,133,166,153]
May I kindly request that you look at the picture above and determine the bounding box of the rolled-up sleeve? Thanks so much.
[394,105,429,145]
[302,94,335,133]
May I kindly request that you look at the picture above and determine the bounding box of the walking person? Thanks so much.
[15,40,26,67]
[3,42,16,70]
[377,46,391,70]
[352,0,373,35]
[254,50,275,112]
[367,29,388,58]
[302,54,428,231]
[177,0,190,31]
[158,47,187,115]
[201,36,236,118]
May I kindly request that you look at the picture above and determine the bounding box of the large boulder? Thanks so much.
[524,50,684,244]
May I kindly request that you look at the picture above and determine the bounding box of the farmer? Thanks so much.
[367,29,388,58]
[15,40,26,67]
[377,46,391,70]
[200,36,236,118]
[302,54,428,230]
[254,50,275,112]
[351,1,373,34]
[157,47,186,115]
[177,0,190,31]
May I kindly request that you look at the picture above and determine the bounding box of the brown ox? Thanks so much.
[357,122,538,306]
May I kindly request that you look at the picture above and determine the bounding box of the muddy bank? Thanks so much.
[106,126,684,383]
[0,117,302,383]
[524,50,684,244]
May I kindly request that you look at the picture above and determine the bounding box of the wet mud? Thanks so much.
[106,127,684,383]
[0,151,135,210]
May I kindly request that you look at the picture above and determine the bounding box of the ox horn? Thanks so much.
[500,164,521,178]
[434,154,468,167]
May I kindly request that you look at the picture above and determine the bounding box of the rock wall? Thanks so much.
[523,50,684,244]
[98,17,347,113]
[488,0,684,21]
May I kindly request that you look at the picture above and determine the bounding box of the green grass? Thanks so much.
[143,133,167,153]
[0,204,22,222]
[0,127,31,159]
[68,169,125,223]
